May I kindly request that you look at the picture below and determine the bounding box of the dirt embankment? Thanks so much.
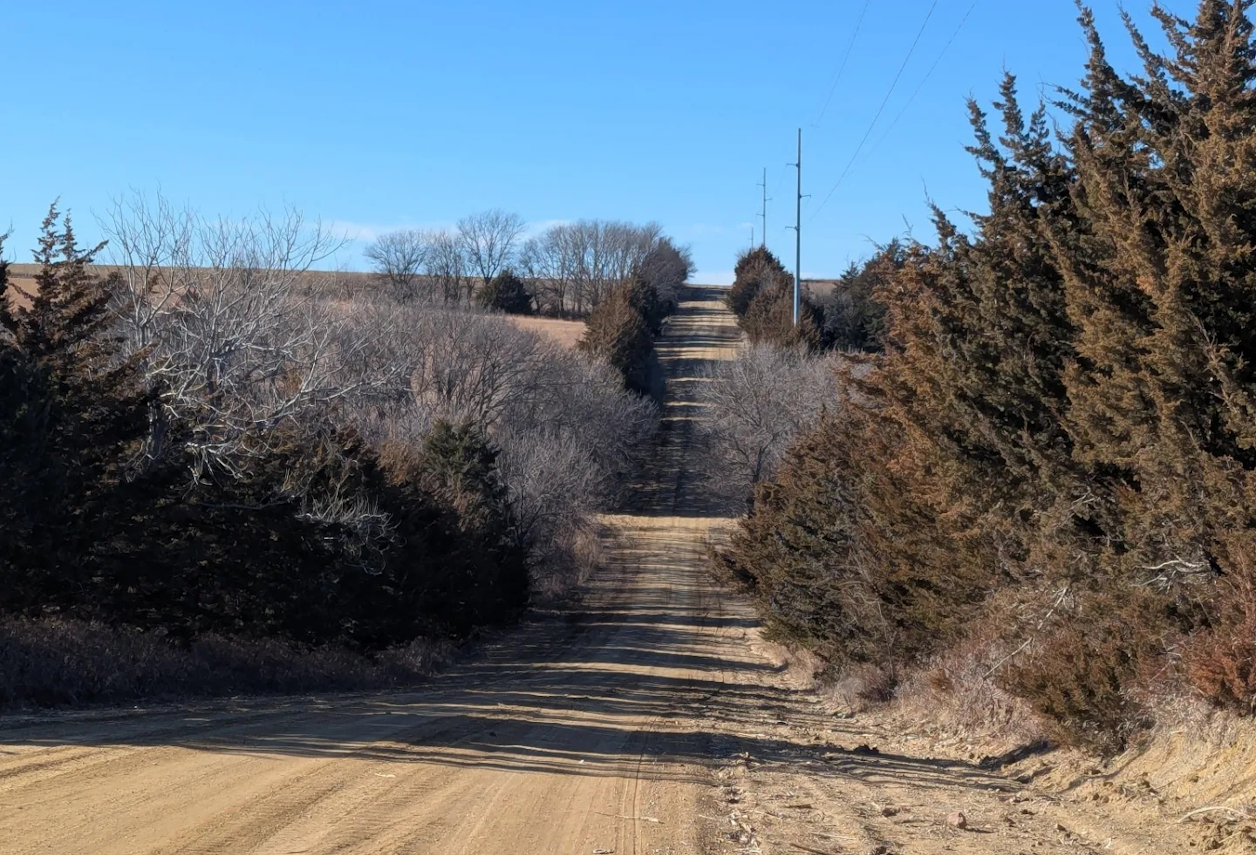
[1,287,1251,854]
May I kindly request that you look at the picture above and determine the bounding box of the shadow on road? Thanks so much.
[0,286,1018,806]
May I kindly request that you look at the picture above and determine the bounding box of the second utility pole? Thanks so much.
[758,168,770,249]
[789,129,803,326]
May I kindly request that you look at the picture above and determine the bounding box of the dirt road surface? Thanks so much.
[0,288,1223,854]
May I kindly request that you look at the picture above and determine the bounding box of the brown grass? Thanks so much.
[507,315,586,349]
[0,616,453,711]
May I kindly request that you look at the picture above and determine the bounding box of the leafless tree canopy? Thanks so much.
[103,192,657,590]
[695,343,841,511]
[363,229,429,301]
[362,225,482,307]
[518,220,691,316]
[457,209,527,291]
[102,192,387,478]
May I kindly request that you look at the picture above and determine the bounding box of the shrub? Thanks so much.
[998,587,1179,753]
[0,615,449,710]
[1184,566,1256,716]
[477,269,534,315]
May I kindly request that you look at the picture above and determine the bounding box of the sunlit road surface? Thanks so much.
[0,286,761,855]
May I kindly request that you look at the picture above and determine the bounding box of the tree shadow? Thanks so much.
[0,286,1018,805]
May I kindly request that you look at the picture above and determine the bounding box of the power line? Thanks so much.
[809,0,941,223]
[772,160,789,200]
[814,0,872,130]
[859,0,981,171]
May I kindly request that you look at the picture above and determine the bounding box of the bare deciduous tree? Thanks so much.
[696,343,841,510]
[364,229,430,301]
[457,209,526,297]
[426,229,471,305]
[102,193,391,478]
[518,220,678,316]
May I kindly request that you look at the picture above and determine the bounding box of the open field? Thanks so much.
[506,315,586,348]
[0,288,1249,855]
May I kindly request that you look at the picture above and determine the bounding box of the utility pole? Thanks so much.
[757,168,770,249]
[787,129,805,326]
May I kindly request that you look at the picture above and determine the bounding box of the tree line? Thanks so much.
[365,211,693,319]
[724,242,899,354]
[718,0,1256,753]
[0,194,664,707]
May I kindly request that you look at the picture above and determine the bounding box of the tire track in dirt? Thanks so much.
[0,286,745,855]
[5,286,1218,854]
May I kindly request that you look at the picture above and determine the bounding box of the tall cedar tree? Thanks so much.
[1046,0,1256,718]
[723,1,1256,746]
[720,78,1081,674]
[0,206,152,615]
[726,246,788,317]
[880,76,1085,584]
[578,280,656,394]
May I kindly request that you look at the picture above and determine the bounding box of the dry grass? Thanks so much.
[5,263,377,301]
[893,640,1047,748]
[507,315,586,349]
[0,616,453,711]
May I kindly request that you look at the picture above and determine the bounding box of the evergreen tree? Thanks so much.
[740,275,822,351]
[476,269,535,315]
[816,244,898,352]
[0,205,151,615]
[577,282,655,394]
[876,75,1083,583]
[1048,1,1256,716]
[418,421,530,630]
[717,407,992,670]
[727,246,788,317]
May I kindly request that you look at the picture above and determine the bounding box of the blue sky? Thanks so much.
[4,0,1185,284]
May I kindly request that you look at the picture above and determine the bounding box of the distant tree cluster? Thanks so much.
[0,196,658,705]
[812,243,901,352]
[364,213,693,320]
[577,275,668,397]
[724,247,820,351]
[569,228,694,397]
[718,1,1256,753]
[520,221,693,317]
[726,244,895,353]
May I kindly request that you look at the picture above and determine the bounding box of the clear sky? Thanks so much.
[4,0,1187,284]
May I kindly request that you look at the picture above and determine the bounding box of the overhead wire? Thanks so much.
[808,0,941,222]
[856,0,981,175]
[761,0,870,237]
[814,0,873,130]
